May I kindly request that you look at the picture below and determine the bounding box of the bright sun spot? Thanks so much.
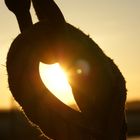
[39,62,80,112]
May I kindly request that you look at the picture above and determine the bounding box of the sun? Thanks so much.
[39,62,80,112]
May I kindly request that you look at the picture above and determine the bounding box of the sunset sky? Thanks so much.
[0,0,140,109]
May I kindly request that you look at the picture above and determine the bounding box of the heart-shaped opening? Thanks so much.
[39,62,80,112]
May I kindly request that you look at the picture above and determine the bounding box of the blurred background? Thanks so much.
[0,0,140,139]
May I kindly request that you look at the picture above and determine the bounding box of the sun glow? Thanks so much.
[39,62,80,112]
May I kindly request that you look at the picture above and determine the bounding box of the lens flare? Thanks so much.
[39,62,80,112]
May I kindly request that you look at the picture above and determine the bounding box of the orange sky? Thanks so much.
[0,0,140,109]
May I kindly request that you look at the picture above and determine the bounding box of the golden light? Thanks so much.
[39,62,80,112]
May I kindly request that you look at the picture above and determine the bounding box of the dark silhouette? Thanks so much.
[5,0,127,139]
[5,0,32,32]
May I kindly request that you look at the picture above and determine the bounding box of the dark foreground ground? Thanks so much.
[0,101,140,140]
[126,101,140,139]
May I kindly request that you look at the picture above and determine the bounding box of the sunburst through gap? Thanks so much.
[39,62,80,112]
